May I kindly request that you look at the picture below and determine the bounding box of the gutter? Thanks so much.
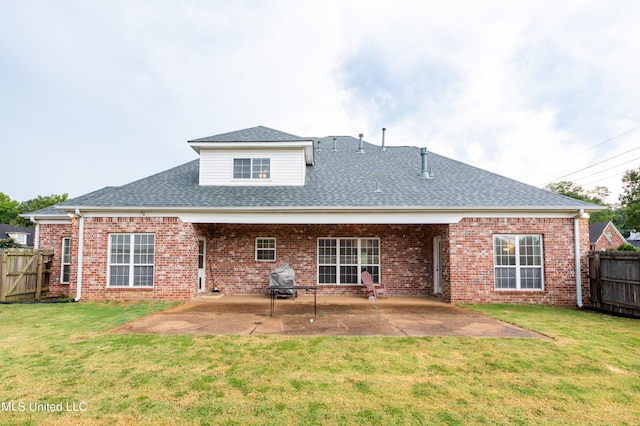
[574,209,587,308]
[74,209,84,302]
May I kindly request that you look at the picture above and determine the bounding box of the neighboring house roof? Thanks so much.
[0,224,35,246]
[27,126,604,218]
[589,222,609,245]
[589,222,625,246]
[627,231,640,247]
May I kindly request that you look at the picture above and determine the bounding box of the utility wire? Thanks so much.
[581,171,631,188]
[542,124,640,186]
[545,145,640,184]
[585,125,640,151]
[572,156,640,183]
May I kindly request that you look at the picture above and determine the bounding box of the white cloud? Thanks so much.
[1,0,639,204]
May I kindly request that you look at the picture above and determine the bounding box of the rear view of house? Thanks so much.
[26,126,603,306]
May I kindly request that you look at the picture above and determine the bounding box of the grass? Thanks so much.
[0,302,638,425]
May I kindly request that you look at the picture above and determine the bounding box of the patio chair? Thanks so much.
[361,271,388,300]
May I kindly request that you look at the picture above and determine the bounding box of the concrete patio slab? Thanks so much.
[109,295,548,338]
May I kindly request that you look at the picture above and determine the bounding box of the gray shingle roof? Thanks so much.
[48,128,603,213]
[189,126,310,143]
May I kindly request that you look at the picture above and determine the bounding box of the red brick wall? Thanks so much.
[59,217,198,301]
[445,217,590,307]
[196,224,439,296]
[37,216,589,306]
[37,223,73,297]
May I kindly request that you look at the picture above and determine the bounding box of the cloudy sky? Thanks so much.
[1,0,639,204]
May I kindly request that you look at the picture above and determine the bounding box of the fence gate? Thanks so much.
[588,251,640,318]
[0,249,53,302]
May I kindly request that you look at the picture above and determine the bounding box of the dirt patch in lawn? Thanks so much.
[109,295,548,338]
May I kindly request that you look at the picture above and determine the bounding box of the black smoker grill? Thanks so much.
[269,263,297,299]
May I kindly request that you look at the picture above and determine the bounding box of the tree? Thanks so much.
[619,169,640,232]
[0,192,21,225]
[0,192,68,226]
[11,194,69,227]
[545,181,617,224]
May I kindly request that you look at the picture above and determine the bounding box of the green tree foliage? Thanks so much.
[0,192,68,226]
[619,168,640,232]
[545,181,618,224]
[0,192,21,225]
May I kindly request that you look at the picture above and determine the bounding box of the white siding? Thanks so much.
[199,148,306,186]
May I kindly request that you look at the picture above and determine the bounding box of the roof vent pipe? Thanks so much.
[381,128,387,152]
[317,139,322,151]
[420,147,434,179]
[332,137,337,151]
[358,133,365,153]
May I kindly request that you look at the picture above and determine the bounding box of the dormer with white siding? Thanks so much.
[188,126,314,186]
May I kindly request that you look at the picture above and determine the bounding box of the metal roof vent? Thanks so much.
[420,147,434,179]
[332,137,338,151]
[381,128,387,152]
[317,139,322,151]
[358,133,365,153]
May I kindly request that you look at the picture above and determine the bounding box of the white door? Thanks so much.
[433,236,442,294]
[198,237,206,292]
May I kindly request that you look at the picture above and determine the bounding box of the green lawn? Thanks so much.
[0,302,638,425]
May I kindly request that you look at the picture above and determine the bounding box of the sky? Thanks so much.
[1,0,639,205]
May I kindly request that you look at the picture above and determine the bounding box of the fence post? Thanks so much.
[593,252,601,308]
[0,249,5,301]
[35,249,44,298]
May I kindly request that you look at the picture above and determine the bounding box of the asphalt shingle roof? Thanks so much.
[47,126,601,213]
[188,126,310,143]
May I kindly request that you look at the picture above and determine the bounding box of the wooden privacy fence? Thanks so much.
[588,251,640,318]
[0,248,53,302]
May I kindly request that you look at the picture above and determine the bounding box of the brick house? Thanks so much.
[26,126,603,306]
[589,221,626,251]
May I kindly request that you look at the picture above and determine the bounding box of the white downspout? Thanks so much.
[30,217,39,249]
[574,209,585,308]
[75,209,84,302]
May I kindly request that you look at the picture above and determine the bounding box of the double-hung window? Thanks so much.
[494,235,543,290]
[256,238,276,261]
[61,237,71,283]
[233,158,270,179]
[108,234,155,287]
[318,238,380,284]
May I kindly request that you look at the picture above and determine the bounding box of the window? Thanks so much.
[494,235,543,290]
[233,158,270,179]
[108,234,155,287]
[318,238,380,284]
[61,237,71,283]
[7,232,27,246]
[256,238,276,261]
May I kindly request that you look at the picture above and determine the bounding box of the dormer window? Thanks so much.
[233,158,271,179]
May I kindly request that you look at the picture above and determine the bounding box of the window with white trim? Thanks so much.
[8,232,27,246]
[61,237,71,283]
[233,158,271,179]
[317,238,380,284]
[494,235,543,290]
[108,234,155,287]
[256,238,276,261]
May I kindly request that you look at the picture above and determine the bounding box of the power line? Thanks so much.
[572,156,640,183]
[545,145,640,184]
[542,124,640,186]
[586,125,640,151]
[581,171,629,187]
